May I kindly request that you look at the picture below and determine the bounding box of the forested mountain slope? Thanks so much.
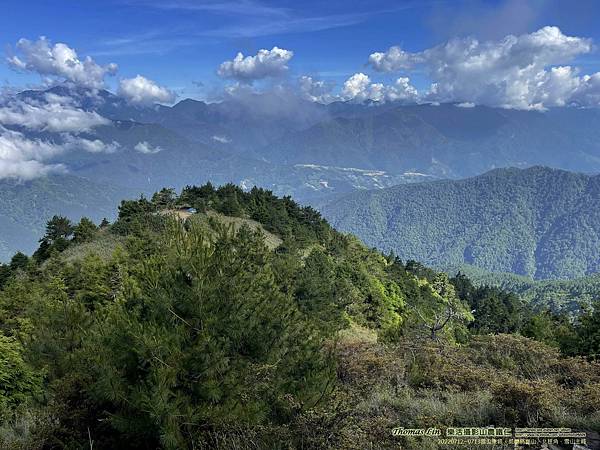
[2,183,600,449]
[448,263,600,313]
[320,166,600,279]
[263,103,600,177]
[260,109,447,172]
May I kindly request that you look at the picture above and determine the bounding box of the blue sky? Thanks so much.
[2,0,600,102]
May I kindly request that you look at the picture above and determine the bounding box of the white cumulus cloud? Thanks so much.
[341,73,418,104]
[118,75,176,105]
[386,77,419,103]
[218,47,293,82]
[0,126,66,180]
[573,73,600,107]
[7,37,117,89]
[369,46,421,72]
[367,26,600,109]
[134,141,162,154]
[341,73,384,102]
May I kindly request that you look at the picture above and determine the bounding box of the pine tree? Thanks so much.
[86,220,333,449]
[45,215,74,242]
[73,217,98,243]
[9,252,29,272]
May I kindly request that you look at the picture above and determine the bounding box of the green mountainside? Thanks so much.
[2,184,600,449]
[320,166,600,280]
[262,109,446,172]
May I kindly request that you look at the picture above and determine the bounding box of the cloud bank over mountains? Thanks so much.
[1,37,178,180]
[2,26,600,181]
[6,27,600,111]
[0,94,121,180]
[0,126,67,180]
[211,26,600,110]
[0,95,109,132]
[367,26,600,110]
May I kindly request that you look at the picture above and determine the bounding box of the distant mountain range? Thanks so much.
[3,85,600,264]
[13,86,600,190]
[14,86,436,198]
[319,167,600,280]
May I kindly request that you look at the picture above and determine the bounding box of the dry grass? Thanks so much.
[192,211,283,250]
[160,209,194,220]
[57,230,125,264]
[159,209,283,250]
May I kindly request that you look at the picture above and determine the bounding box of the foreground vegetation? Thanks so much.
[448,263,600,314]
[1,183,600,449]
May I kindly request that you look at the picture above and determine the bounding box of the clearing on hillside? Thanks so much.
[162,209,283,250]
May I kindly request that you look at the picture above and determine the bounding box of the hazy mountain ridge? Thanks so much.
[250,102,600,177]
[257,109,449,173]
[320,166,600,280]
[0,175,137,260]
[4,86,600,265]
[9,87,436,199]
[13,86,600,183]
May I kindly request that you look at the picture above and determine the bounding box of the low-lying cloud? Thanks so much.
[64,135,121,153]
[0,126,66,180]
[118,75,176,105]
[211,135,231,144]
[0,97,110,132]
[0,93,120,180]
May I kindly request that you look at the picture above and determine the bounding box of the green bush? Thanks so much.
[0,334,43,421]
